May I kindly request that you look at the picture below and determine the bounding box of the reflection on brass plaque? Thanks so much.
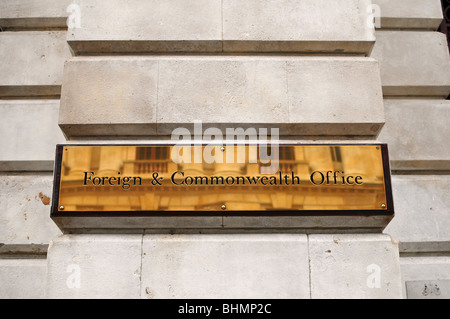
[51,144,393,215]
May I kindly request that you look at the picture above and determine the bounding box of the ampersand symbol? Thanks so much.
[152,172,163,186]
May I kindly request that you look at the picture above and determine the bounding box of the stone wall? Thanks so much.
[0,0,449,299]
[372,0,450,299]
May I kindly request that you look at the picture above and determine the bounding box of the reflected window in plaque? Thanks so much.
[90,147,101,171]
[279,146,296,173]
[135,147,170,174]
[330,146,343,171]
[259,146,296,173]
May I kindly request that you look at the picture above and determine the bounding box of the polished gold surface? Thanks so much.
[57,145,388,212]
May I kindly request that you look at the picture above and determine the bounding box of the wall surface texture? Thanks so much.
[0,0,449,299]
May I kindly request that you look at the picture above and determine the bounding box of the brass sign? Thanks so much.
[51,144,393,217]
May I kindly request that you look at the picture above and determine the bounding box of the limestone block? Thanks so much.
[0,0,72,29]
[0,259,47,299]
[45,235,142,299]
[309,234,403,299]
[371,31,450,97]
[59,57,385,138]
[59,58,159,137]
[0,173,62,246]
[378,99,450,170]
[67,0,223,54]
[384,175,450,245]
[156,57,289,134]
[284,57,384,136]
[141,234,310,299]
[67,0,374,54]
[0,31,72,98]
[0,100,66,171]
[401,257,450,299]
[373,0,444,30]
[222,0,375,54]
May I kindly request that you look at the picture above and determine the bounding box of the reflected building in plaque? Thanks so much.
[58,145,388,212]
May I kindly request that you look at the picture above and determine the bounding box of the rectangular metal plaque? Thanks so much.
[51,144,394,218]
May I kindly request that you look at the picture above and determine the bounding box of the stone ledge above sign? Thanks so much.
[59,57,385,138]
